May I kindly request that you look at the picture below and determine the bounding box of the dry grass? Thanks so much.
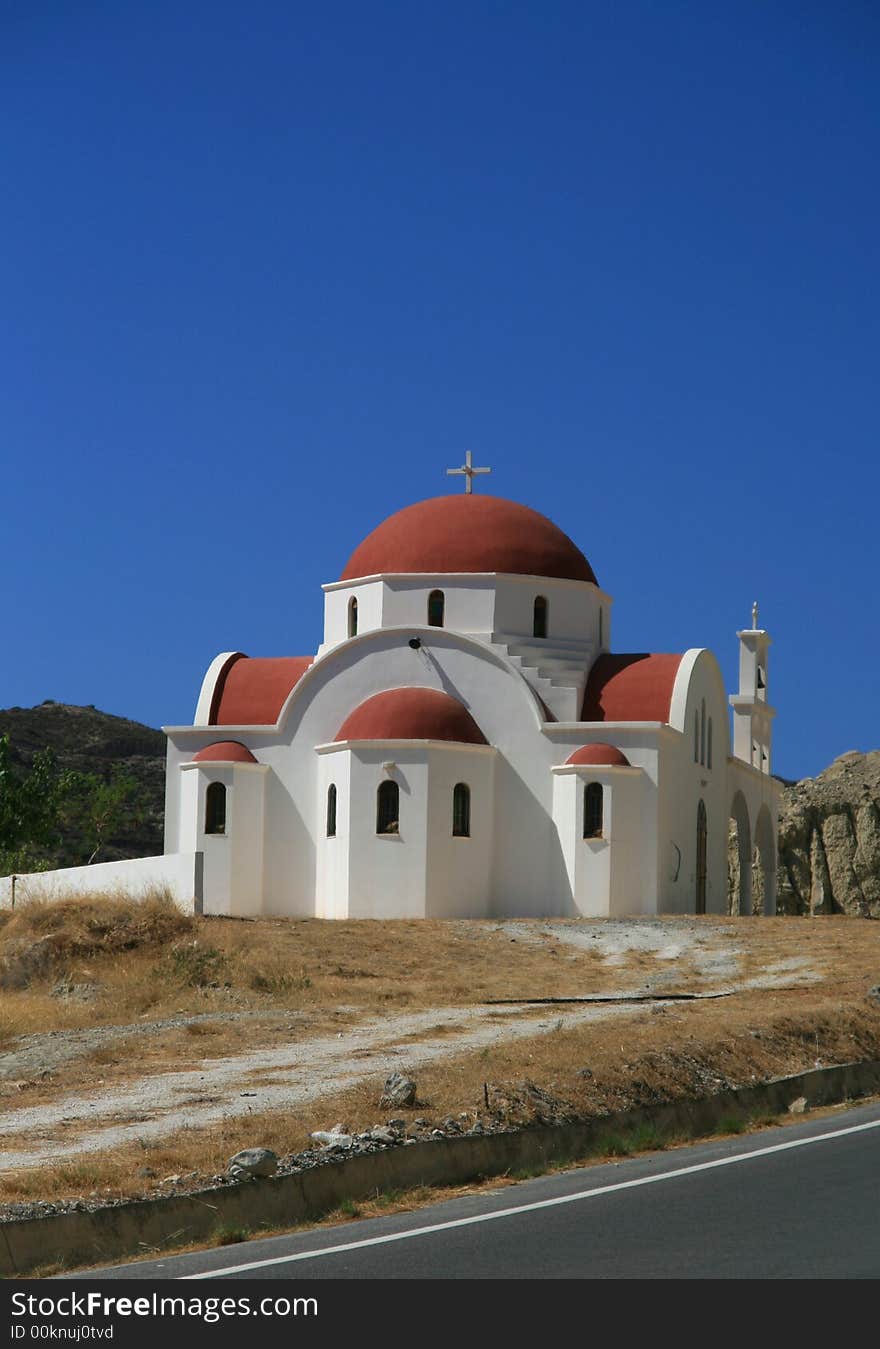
[2,896,880,1213]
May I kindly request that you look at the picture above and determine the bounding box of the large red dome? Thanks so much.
[340,495,597,584]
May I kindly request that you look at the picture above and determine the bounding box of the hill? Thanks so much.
[0,702,165,866]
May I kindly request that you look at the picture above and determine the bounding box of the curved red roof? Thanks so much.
[192,741,258,764]
[582,653,683,723]
[211,656,313,726]
[341,496,597,584]
[335,687,488,745]
[566,743,631,767]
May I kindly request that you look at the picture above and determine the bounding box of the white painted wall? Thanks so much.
[659,650,732,915]
[179,764,267,918]
[552,767,644,917]
[315,749,351,919]
[0,853,202,913]
[425,747,494,918]
[321,573,611,655]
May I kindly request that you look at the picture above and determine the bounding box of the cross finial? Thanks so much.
[446,449,491,494]
[751,600,759,629]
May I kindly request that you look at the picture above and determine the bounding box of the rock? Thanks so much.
[227,1147,278,1179]
[577,1067,593,1079]
[51,981,99,1001]
[136,1167,156,1179]
[380,1072,417,1108]
[0,936,54,990]
[866,984,880,1004]
[730,750,880,916]
[367,1125,397,1144]
[788,1097,808,1115]
[310,1127,354,1150]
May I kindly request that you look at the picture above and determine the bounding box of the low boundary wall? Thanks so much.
[0,854,203,914]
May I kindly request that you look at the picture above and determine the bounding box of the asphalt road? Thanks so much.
[71,1099,880,1280]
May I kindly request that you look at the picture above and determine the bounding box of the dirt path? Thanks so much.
[0,921,826,1174]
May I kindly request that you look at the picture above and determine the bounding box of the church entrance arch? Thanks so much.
[696,799,707,915]
[728,791,751,915]
[752,804,776,916]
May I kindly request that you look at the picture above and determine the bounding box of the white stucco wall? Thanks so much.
[0,853,203,913]
[179,763,267,918]
[321,573,611,654]
[659,649,732,915]
[425,746,494,918]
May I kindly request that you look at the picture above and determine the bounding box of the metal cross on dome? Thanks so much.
[446,449,492,494]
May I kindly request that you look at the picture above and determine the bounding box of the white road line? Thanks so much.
[183,1114,880,1279]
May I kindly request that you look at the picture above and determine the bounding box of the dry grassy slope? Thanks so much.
[1,895,879,1210]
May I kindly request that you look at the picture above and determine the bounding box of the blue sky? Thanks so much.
[2,1,877,781]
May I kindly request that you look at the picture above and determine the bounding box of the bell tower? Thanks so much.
[729,602,775,774]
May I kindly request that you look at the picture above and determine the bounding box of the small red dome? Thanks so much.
[335,688,488,744]
[341,495,597,584]
[566,743,631,767]
[192,741,258,764]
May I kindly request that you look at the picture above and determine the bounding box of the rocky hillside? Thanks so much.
[0,702,165,866]
[776,750,880,918]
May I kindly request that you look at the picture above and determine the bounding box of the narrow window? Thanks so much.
[427,589,445,627]
[204,781,226,835]
[326,784,337,837]
[694,710,699,763]
[376,779,399,835]
[707,718,713,770]
[533,595,548,639]
[452,783,471,837]
[700,698,706,766]
[583,782,603,839]
[347,597,358,637]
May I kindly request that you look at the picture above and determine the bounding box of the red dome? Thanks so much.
[335,688,488,744]
[582,653,684,724]
[210,656,314,726]
[340,496,597,584]
[192,741,258,764]
[566,743,630,766]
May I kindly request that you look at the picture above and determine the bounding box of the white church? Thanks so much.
[2,459,781,919]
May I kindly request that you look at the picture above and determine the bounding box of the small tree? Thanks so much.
[0,734,75,874]
[62,768,144,865]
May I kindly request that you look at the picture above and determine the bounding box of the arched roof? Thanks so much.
[340,495,597,584]
[566,743,631,767]
[192,741,258,764]
[210,656,313,725]
[582,653,684,723]
[335,687,488,745]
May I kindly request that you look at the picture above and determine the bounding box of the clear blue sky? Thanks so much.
[2,2,877,780]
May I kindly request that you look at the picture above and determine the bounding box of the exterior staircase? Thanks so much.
[489,637,594,722]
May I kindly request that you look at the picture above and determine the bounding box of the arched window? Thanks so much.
[533,595,548,639]
[347,597,358,637]
[583,782,603,839]
[696,799,708,914]
[326,784,337,837]
[452,783,471,837]
[376,779,399,835]
[427,589,445,627]
[694,710,699,763]
[204,781,226,836]
[700,699,706,766]
[707,718,713,770]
